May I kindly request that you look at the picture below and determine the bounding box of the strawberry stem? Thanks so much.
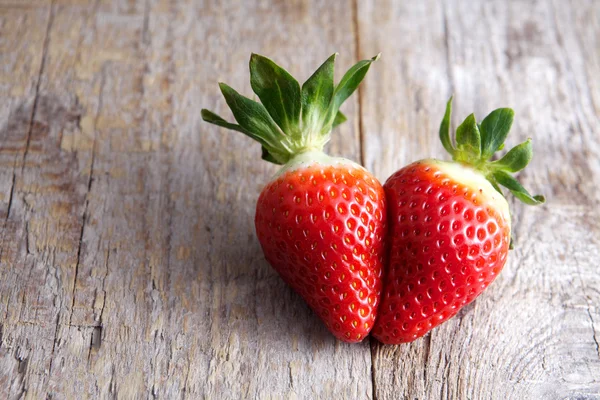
[439,98,545,205]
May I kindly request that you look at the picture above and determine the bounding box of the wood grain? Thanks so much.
[357,0,600,398]
[0,0,599,399]
[0,0,371,398]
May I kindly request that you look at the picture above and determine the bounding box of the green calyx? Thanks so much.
[439,97,545,206]
[201,53,380,165]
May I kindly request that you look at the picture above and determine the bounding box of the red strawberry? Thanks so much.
[202,53,386,342]
[373,98,544,344]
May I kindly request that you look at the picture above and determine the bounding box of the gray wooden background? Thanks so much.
[1,0,599,399]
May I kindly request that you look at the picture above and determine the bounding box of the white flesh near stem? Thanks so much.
[273,150,365,179]
[429,159,512,231]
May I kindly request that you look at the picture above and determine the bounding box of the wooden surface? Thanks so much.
[0,0,598,398]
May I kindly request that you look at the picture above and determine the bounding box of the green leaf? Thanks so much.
[219,83,288,153]
[249,54,301,135]
[332,54,379,107]
[488,177,504,195]
[302,53,336,134]
[332,111,347,130]
[455,113,481,159]
[439,97,456,156]
[201,109,252,135]
[261,146,283,165]
[323,54,380,131]
[480,108,514,159]
[493,170,546,205]
[490,139,532,172]
[202,106,290,165]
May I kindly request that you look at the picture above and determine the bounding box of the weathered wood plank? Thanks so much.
[164,2,371,397]
[0,0,374,398]
[357,0,600,398]
[0,2,61,398]
[1,0,599,399]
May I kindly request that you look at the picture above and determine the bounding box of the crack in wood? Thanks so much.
[12,351,29,397]
[423,333,432,382]
[67,66,106,327]
[89,276,107,363]
[42,248,59,372]
[368,337,378,400]
[352,2,377,399]
[68,205,86,327]
[98,246,109,324]
[288,361,294,389]
[109,365,117,394]
[19,0,55,176]
[24,221,31,255]
[586,307,600,359]
[5,173,16,222]
[441,0,455,99]
[87,325,102,363]
[352,0,366,169]
[17,355,28,375]
[47,316,61,377]
[3,0,54,225]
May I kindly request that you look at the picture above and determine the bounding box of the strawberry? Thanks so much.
[202,53,386,342]
[373,98,545,344]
